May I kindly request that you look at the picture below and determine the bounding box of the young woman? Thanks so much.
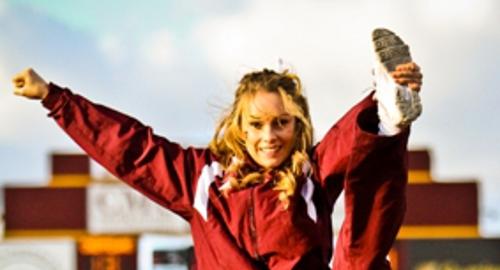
[13,29,422,269]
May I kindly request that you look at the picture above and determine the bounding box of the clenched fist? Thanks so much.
[12,68,49,100]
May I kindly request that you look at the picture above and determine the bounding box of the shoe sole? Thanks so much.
[372,28,412,72]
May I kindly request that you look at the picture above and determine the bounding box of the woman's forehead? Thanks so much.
[246,91,289,118]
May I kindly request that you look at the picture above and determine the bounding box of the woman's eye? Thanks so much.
[274,118,290,128]
[250,122,262,129]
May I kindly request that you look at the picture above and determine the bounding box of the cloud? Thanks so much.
[192,0,424,136]
[98,35,126,64]
[192,0,500,135]
[415,0,495,32]
[142,30,180,67]
[0,60,8,87]
[0,1,6,16]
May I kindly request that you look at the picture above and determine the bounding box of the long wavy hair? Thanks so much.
[209,69,313,209]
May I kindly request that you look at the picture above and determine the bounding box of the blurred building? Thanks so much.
[1,150,499,270]
[1,153,192,270]
[390,149,500,269]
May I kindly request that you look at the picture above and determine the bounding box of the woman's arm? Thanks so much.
[12,68,213,220]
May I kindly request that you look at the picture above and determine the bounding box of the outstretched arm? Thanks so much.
[12,68,213,220]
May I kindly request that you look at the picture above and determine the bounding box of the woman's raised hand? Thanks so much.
[390,62,423,92]
[12,68,49,100]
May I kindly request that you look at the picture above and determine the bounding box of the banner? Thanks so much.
[0,239,76,270]
[87,184,190,234]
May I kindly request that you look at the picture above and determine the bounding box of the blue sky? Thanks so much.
[1,0,499,236]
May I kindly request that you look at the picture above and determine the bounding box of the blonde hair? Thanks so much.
[209,69,313,209]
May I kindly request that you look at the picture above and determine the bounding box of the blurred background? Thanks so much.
[1,0,499,269]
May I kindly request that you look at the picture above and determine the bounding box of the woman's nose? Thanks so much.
[261,125,277,142]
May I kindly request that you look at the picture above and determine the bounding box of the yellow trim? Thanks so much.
[90,256,122,269]
[79,236,136,255]
[397,225,479,239]
[49,174,91,187]
[5,229,88,238]
[408,170,432,183]
[5,231,136,255]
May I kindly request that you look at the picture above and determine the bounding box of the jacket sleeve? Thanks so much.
[312,92,409,269]
[42,83,212,220]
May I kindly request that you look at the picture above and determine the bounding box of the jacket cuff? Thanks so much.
[41,82,69,116]
[355,94,410,146]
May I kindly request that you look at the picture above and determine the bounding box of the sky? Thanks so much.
[0,0,499,236]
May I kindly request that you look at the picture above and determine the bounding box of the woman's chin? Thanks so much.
[257,157,287,169]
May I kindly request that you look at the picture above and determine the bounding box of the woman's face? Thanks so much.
[242,90,297,169]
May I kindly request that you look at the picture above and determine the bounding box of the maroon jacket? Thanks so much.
[42,83,409,270]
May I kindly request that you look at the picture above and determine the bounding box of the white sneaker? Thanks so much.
[372,28,422,135]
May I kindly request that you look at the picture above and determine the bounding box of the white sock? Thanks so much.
[373,62,422,136]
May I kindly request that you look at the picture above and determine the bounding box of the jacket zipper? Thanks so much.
[248,187,262,260]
